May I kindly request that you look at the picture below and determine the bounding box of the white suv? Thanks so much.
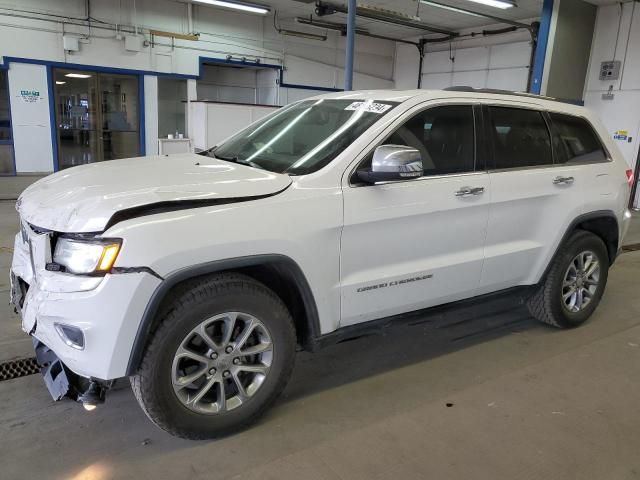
[10,88,633,439]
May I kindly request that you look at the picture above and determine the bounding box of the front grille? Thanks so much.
[0,357,39,381]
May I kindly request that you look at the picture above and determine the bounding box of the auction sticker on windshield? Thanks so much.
[345,102,392,114]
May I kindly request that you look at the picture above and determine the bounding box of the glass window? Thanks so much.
[549,113,607,164]
[383,105,475,176]
[54,69,140,169]
[0,70,10,141]
[208,99,397,175]
[489,107,552,169]
[158,78,187,138]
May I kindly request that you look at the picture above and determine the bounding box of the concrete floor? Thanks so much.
[2,192,640,479]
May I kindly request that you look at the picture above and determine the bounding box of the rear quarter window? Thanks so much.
[548,113,608,164]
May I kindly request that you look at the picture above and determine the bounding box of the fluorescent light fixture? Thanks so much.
[55,81,66,85]
[462,0,515,9]
[420,0,484,17]
[65,73,92,78]
[279,29,327,41]
[192,0,270,15]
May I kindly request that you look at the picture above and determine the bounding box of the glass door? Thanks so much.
[100,73,139,161]
[53,69,140,169]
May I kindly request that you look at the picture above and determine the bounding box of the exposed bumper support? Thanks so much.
[33,339,110,407]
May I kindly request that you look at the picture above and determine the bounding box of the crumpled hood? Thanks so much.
[17,153,292,232]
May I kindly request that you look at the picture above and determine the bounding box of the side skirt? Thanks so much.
[308,285,537,351]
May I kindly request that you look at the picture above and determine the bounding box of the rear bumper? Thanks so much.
[621,209,633,246]
[11,233,162,380]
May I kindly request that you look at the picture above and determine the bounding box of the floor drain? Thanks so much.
[0,357,39,381]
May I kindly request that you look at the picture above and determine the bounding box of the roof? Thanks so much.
[312,88,586,113]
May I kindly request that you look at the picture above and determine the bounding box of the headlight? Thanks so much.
[53,238,122,274]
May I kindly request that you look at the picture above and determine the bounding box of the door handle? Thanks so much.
[553,176,575,185]
[455,186,485,197]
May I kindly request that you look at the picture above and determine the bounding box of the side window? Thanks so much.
[549,113,607,164]
[489,107,552,169]
[384,105,475,176]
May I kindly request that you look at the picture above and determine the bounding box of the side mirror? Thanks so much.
[357,145,423,184]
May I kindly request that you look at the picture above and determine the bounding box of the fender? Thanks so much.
[125,254,320,375]
[539,209,619,283]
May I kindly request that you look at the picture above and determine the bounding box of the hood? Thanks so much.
[17,153,292,233]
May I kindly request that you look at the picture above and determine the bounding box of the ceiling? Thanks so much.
[268,0,543,39]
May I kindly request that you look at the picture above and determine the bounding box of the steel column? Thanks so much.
[344,0,356,91]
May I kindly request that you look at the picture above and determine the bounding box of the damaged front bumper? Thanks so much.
[10,228,163,382]
[33,338,110,407]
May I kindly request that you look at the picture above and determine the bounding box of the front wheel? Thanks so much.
[131,274,296,439]
[528,230,609,328]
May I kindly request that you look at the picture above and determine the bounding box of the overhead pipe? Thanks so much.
[344,0,356,90]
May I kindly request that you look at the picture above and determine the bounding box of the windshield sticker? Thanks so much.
[345,102,392,114]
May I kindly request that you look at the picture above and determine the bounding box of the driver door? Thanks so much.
[339,103,490,326]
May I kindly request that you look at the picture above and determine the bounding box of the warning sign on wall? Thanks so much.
[17,90,43,103]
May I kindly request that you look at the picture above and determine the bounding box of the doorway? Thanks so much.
[53,69,140,169]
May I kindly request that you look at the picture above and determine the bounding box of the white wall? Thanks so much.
[394,25,534,92]
[144,75,159,156]
[0,0,394,89]
[0,0,396,172]
[584,1,640,206]
[7,63,54,172]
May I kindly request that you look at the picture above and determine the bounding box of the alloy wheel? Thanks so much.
[561,250,601,313]
[171,312,273,414]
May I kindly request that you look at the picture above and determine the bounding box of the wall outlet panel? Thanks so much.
[599,60,621,80]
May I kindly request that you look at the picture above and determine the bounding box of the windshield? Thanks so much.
[205,99,398,175]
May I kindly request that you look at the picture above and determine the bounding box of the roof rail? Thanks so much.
[443,86,579,105]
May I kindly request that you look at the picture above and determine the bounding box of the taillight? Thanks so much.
[626,169,634,187]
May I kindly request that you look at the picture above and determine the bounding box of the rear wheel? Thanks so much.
[527,230,609,328]
[131,273,296,439]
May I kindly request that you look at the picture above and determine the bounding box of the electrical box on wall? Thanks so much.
[124,35,143,52]
[599,60,621,81]
[63,35,80,52]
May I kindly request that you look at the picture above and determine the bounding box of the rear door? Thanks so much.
[340,103,490,326]
[479,104,587,293]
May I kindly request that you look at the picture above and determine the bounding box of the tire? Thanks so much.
[130,273,296,439]
[527,230,609,328]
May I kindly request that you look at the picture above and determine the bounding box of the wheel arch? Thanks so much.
[540,210,620,283]
[125,254,320,376]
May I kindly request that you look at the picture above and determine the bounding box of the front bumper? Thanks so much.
[10,232,162,380]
